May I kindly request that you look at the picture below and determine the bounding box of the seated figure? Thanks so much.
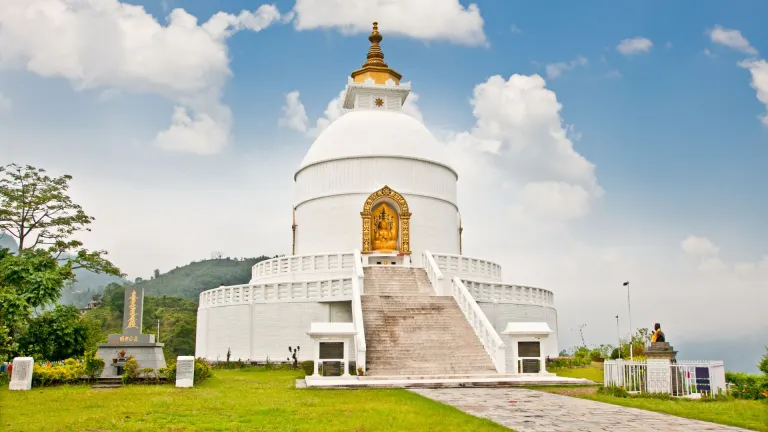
[651,322,665,343]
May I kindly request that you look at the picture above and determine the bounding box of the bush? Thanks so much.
[301,360,314,376]
[546,356,591,369]
[597,385,629,398]
[0,371,9,387]
[31,361,85,387]
[758,347,768,375]
[121,357,140,384]
[84,351,105,381]
[726,372,767,401]
[194,357,212,383]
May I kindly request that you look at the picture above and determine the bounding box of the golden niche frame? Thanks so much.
[361,185,411,254]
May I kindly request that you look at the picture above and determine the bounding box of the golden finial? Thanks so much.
[351,21,402,84]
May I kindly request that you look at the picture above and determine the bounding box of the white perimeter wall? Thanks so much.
[196,301,353,362]
[478,302,560,359]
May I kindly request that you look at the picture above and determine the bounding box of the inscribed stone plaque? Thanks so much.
[647,358,671,394]
[521,359,540,374]
[9,357,33,391]
[176,356,195,388]
[518,342,541,358]
[322,361,342,377]
[122,286,145,335]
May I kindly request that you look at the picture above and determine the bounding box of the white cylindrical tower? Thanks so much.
[293,23,459,266]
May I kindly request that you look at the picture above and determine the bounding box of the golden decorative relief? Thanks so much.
[361,185,411,254]
[375,98,384,107]
[126,289,138,329]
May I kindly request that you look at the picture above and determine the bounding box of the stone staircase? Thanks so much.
[91,377,123,389]
[361,267,497,376]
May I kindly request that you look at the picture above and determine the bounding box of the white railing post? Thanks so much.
[422,251,446,295]
[351,250,366,374]
[450,277,506,373]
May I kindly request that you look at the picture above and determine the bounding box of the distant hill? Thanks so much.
[137,256,274,300]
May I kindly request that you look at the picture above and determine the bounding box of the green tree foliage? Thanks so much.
[0,163,120,276]
[17,305,92,361]
[759,347,768,375]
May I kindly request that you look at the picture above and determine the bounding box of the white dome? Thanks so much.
[297,110,455,175]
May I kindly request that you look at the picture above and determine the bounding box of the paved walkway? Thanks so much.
[410,388,749,432]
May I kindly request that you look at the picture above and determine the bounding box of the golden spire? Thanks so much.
[351,22,402,85]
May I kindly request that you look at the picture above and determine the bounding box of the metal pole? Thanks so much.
[616,315,621,359]
[624,281,633,361]
[157,319,160,343]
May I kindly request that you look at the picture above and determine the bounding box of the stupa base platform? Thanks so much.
[301,374,593,389]
[96,343,167,378]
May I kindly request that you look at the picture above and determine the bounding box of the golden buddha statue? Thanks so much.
[372,203,398,251]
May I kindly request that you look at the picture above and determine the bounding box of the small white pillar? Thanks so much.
[175,356,195,388]
[313,340,320,376]
[342,340,350,377]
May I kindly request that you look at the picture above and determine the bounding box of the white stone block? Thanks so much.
[9,357,33,391]
[175,356,195,388]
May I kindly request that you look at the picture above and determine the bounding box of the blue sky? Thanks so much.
[0,1,766,370]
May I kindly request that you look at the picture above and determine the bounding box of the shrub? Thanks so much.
[726,372,767,401]
[300,360,314,376]
[31,360,85,387]
[194,357,212,383]
[758,347,768,375]
[0,371,9,387]
[121,357,140,384]
[597,385,629,398]
[160,359,176,381]
[546,356,591,369]
[84,351,105,381]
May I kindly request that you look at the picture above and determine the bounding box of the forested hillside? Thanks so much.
[136,256,274,299]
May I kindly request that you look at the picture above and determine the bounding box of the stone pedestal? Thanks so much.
[97,342,167,378]
[645,342,677,394]
[176,356,195,388]
[9,357,33,391]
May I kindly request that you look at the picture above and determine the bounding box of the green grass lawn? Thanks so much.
[583,394,768,431]
[546,366,767,431]
[0,369,510,432]
[550,365,604,383]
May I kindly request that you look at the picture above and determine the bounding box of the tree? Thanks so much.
[0,164,120,276]
[758,346,768,375]
[17,305,91,361]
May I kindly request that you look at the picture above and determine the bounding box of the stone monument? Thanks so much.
[8,357,33,391]
[645,323,677,394]
[175,356,195,388]
[96,286,166,377]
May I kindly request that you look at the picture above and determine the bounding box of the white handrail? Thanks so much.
[251,252,355,281]
[351,250,367,373]
[422,250,446,295]
[431,253,503,281]
[451,277,506,373]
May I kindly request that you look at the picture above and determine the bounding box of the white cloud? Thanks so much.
[292,0,486,46]
[510,24,522,34]
[738,59,768,127]
[665,41,672,49]
[617,37,653,55]
[444,74,602,225]
[708,25,758,55]
[0,0,285,154]
[546,56,588,79]
[681,235,719,256]
[0,92,10,113]
[279,91,310,133]
[605,69,622,79]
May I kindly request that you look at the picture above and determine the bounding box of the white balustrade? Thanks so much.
[199,278,353,308]
[432,253,502,282]
[461,280,555,307]
[451,277,506,373]
[351,250,367,373]
[251,252,355,281]
[422,251,447,295]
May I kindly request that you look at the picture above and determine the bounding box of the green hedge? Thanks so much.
[726,372,767,401]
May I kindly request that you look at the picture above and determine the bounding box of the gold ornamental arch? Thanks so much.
[361,186,411,254]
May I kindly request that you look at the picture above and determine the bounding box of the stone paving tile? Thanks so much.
[411,388,750,432]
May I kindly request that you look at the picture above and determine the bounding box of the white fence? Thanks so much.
[431,253,502,282]
[462,280,555,307]
[251,252,354,281]
[604,360,727,397]
[199,278,353,308]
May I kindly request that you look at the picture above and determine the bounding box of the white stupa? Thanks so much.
[196,23,559,378]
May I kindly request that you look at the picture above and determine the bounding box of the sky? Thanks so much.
[1,0,766,371]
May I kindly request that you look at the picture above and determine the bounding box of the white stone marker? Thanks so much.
[9,357,34,391]
[175,356,195,388]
